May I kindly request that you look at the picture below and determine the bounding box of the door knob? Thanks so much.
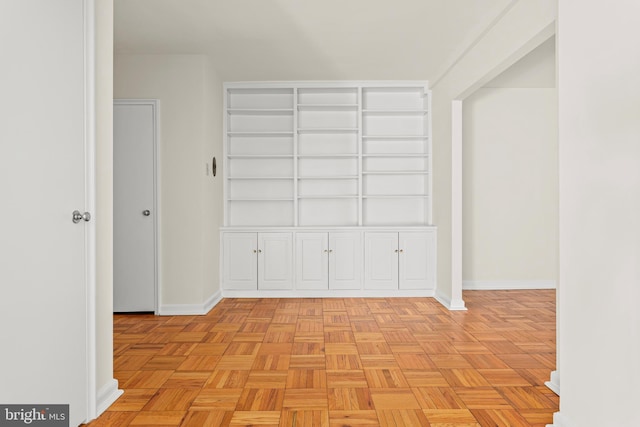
[72,210,91,223]
[142,210,151,216]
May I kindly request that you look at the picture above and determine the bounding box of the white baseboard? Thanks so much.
[159,290,222,315]
[203,290,223,313]
[547,412,572,427]
[545,370,560,396]
[96,378,123,418]
[435,291,467,311]
[463,280,556,290]
[221,289,436,299]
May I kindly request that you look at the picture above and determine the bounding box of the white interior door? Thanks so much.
[114,101,157,312]
[0,1,90,424]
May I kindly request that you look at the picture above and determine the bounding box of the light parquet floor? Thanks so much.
[87,290,557,426]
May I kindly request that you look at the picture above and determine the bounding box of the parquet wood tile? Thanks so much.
[328,410,379,426]
[325,354,363,371]
[143,356,188,371]
[402,370,450,387]
[129,410,186,426]
[286,369,327,389]
[229,411,280,426]
[440,369,492,387]
[476,369,531,387]
[412,387,466,409]
[280,409,329,427]
[107,389,157,412]
[326,370,369,388]
[236,389,285,411]
[462,353,511,370]
[177,355,220,371]
[245,370,288,388]
[377,409,431,426]
[370,389,421,409]
[422,408,479,425]
[469,409,531,427]
[191,389,242,410]
[359,355,399,369]
[142,389,200,411]
[357,342,393,355]
[395,353,436,370]
[282,389,329,409]
[204,370,250,389]
[158,343,197,356]
[161,372,211,389]
[180,410,234,427]
[252,354,291,370]
[328,388,374,410]
[364,368,409,388]
[89,290,557,426]
[453,388,512,409]
[496,386,557,409]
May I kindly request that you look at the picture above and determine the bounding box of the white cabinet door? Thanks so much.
[330,232,362,290]
[296,233,329,290]
[364,232,398,289]
[259,232,293,290]
[223,233,258,290]
[399,232,434,290]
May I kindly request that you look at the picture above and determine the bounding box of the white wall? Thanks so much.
[114,54,222,311]
[202,57,224,301]
[462,88,557,288]
[555,0,640,426]
[431,0,556,308]
[485,36,556,88]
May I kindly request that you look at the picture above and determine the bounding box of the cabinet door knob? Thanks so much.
[324,249,328,253]
[399,249,404,253]
[394,249,399,253]
[329,249,333,253]
[253,249,257,253]
[258,249,262,253]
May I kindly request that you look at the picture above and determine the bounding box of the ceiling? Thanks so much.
[114,0,514,82]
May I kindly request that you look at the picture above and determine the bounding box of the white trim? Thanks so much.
[435,291,467,311]
[159,290,222,316]
[96,379,123,416]
[547,412,572,427]
[451,100,464,309]
[83,0,97,421]
[221,289,436,299]
[224,81,430,90]
[431,1,519,89]
[113,99,161,315]
[463,280,556,290]
[545,370,560,396]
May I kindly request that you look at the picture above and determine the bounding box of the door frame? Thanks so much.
[84,0,97,420]
[113,99,161,314]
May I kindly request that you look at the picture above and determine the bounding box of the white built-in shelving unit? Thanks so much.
[221,82,436,297]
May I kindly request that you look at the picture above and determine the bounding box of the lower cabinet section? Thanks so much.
[296,232,361,290]
[364,232,436,290]
[221,227,436,296]
[222,232,293,290]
